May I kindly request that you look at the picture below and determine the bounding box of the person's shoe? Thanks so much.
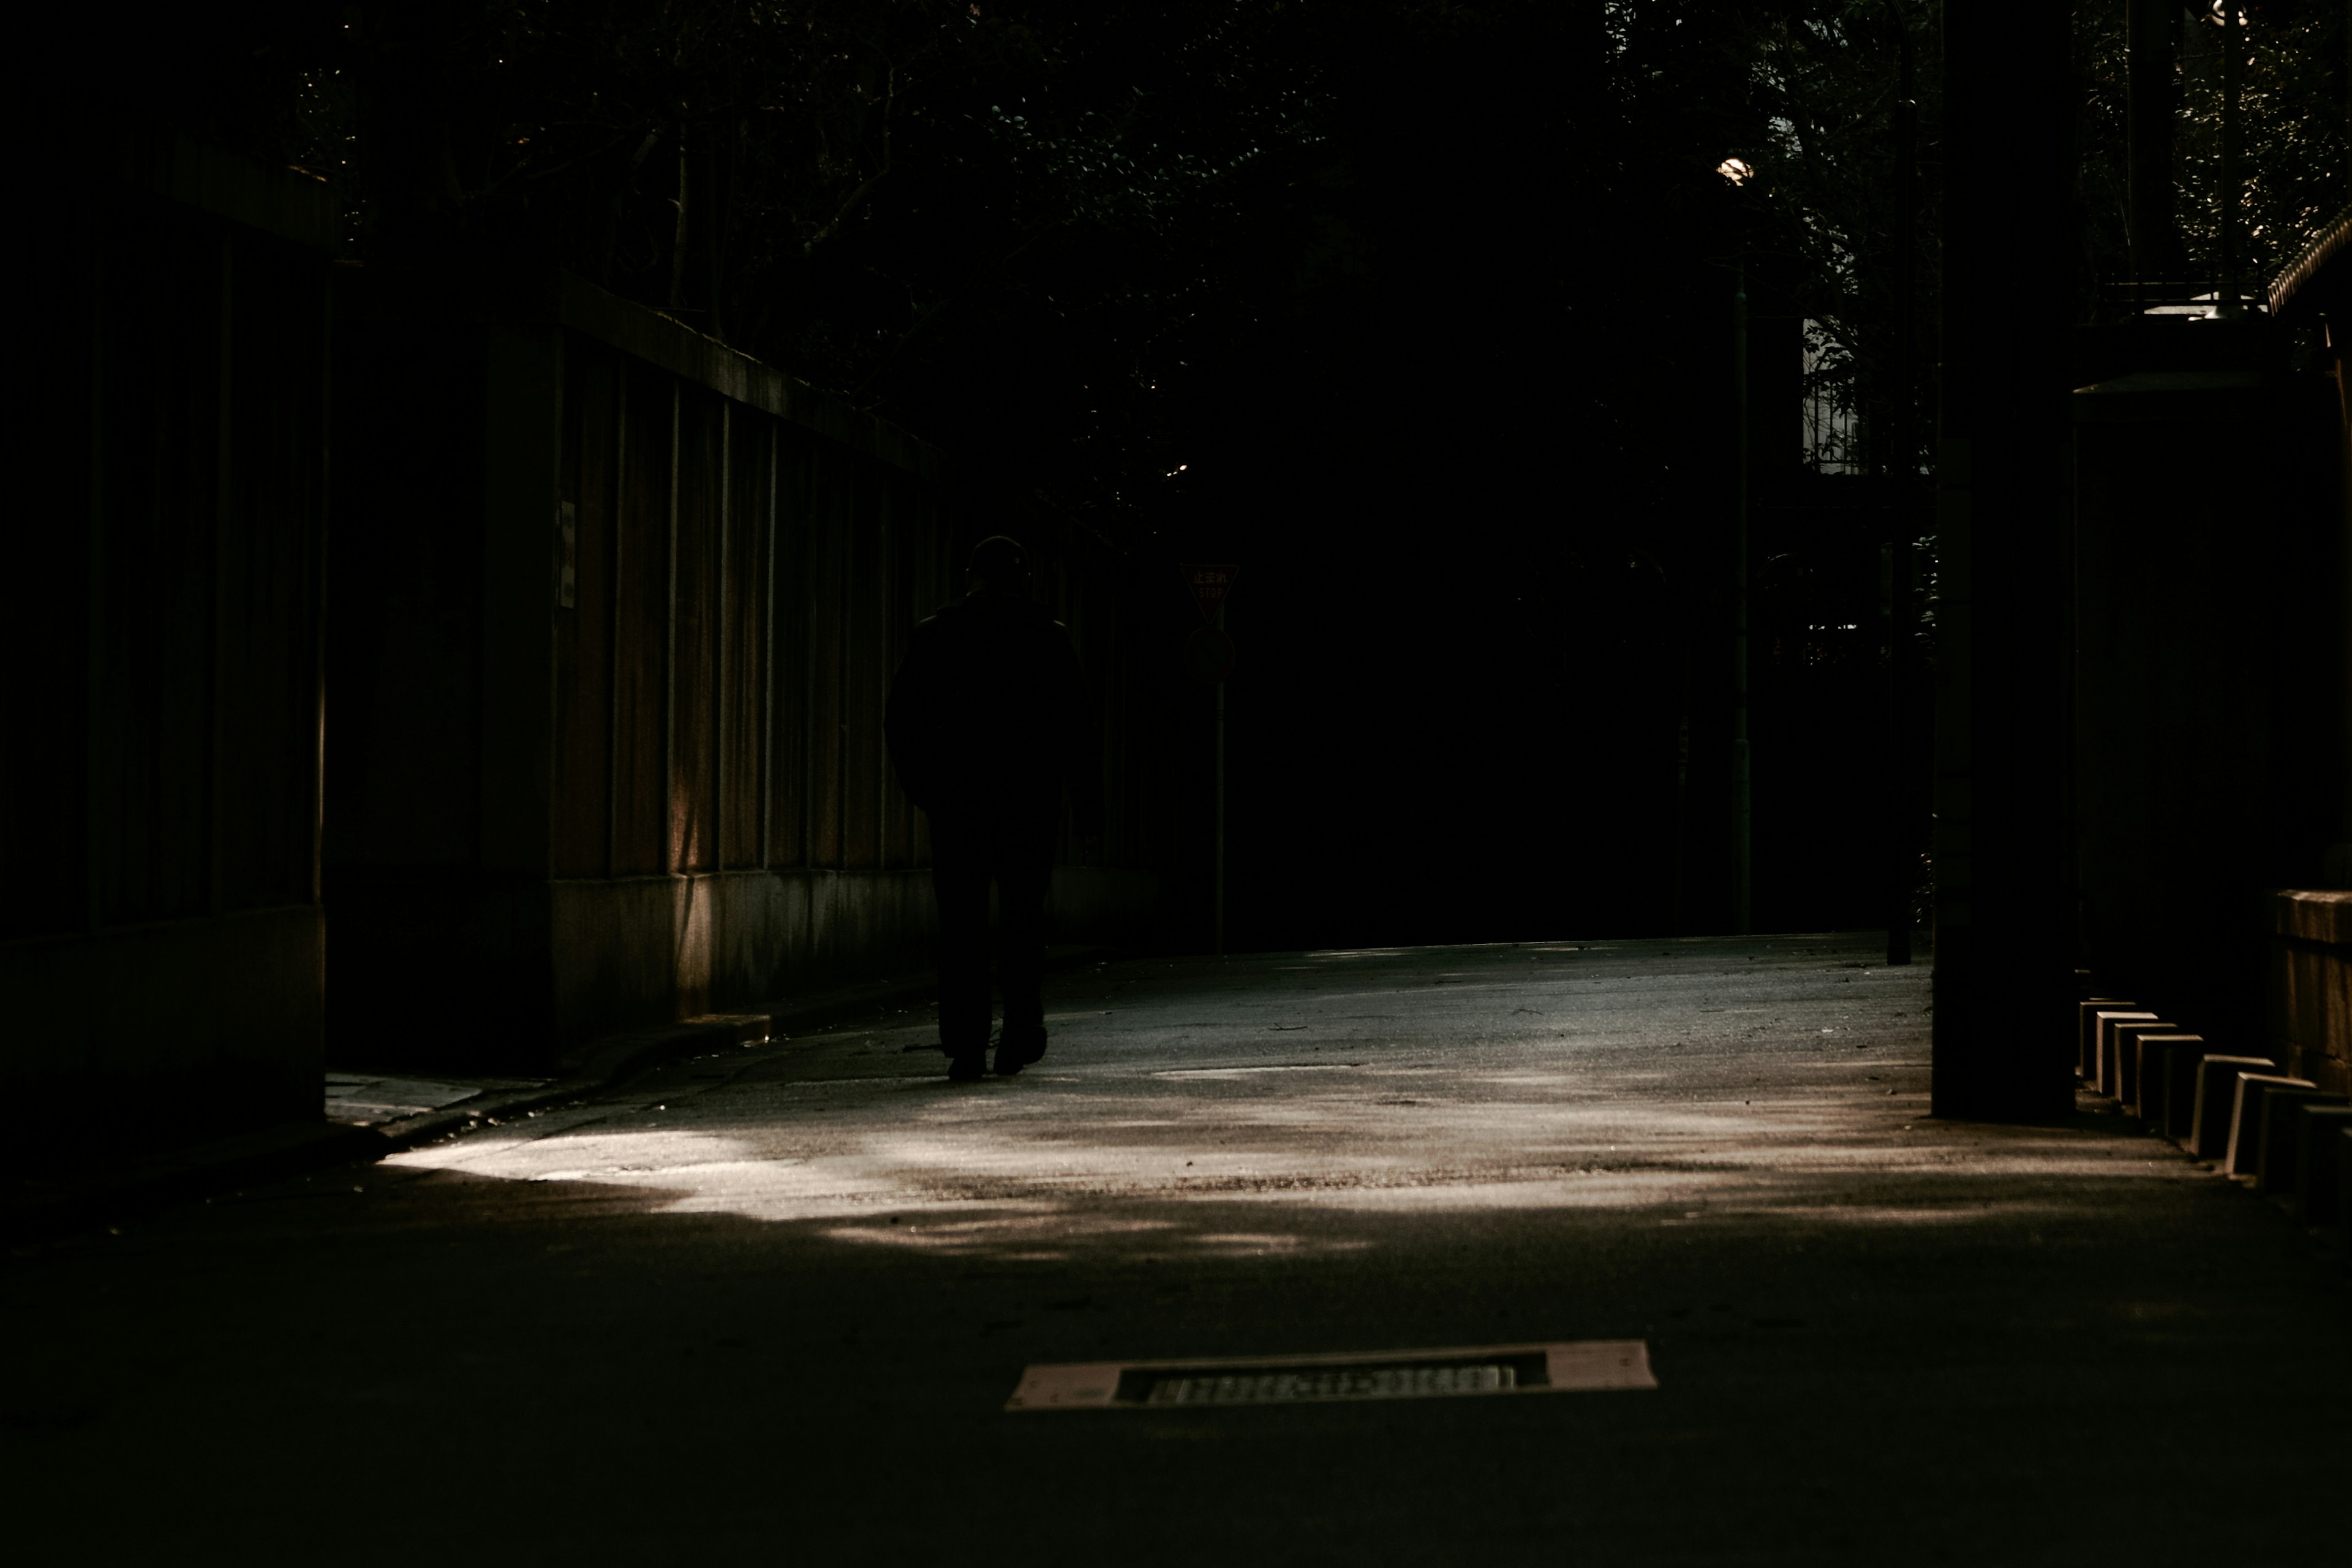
[947,1052,988,1082]
[993,1032,1047,1076]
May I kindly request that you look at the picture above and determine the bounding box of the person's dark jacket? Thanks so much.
[885,593,1105,832]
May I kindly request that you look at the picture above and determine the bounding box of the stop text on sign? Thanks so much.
[1181,562,1240,624]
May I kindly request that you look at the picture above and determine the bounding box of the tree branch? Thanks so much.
[803,62,894,255]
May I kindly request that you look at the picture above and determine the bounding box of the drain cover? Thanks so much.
[1005,1340,1654,1411]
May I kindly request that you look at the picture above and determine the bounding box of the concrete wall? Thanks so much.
[545,864,1158,1044]
[1,909,324,1144]
[2071,368,2347,1043]
[331,857,1159,1071]
[549,870,938,1041]
[1,134,333,1156]
[2267,891,2352,1095]
[2250,246,2352,1102]
[328,269,1166,1072]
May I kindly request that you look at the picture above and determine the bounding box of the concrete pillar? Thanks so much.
[1929,5,2078,1119]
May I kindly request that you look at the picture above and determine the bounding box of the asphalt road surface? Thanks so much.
[10,933,2348,1563]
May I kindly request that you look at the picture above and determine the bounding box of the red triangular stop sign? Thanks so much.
[1180,563,1240,625]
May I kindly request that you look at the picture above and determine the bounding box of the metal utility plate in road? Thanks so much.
[1005,1340,1656,1411]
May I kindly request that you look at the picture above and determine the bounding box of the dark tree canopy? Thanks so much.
[58,5,1933,541]
[48,2,2352,943]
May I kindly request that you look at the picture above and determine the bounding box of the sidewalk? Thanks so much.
[2,946,1110,1242]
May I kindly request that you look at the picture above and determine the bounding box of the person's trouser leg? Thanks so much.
[929,813,994,1060]
[993,807,1058,1068]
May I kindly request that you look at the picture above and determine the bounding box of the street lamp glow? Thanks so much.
[1717,157,1754,186]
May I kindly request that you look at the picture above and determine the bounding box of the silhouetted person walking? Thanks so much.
[887,537,1104,1080]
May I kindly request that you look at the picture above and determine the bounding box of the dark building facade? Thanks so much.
[2,136,335,1153]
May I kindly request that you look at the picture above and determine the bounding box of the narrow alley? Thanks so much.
[11,935,2345,1562]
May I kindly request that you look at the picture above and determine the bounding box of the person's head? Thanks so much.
[966,535,1032,599]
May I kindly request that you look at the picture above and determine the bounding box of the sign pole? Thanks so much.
[1214,600,1226,957]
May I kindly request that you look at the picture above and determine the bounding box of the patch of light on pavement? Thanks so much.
[357,938,2159,1260]
[1153,1064,1362,1079]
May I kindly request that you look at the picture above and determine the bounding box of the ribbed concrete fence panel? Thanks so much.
[327,270,1160,1072]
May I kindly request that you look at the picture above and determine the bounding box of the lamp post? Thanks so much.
[1628,548,1697,934]
[1214,599,1226,956]
[1733,262,1752,936]
[1886,17,1918,967]
[1180,564,1240,954]
[1719,156,1755,937]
